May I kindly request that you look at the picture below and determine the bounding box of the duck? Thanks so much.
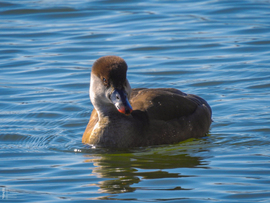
[82,56,212,148]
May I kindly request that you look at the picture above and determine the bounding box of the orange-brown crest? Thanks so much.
[92,56,128,88]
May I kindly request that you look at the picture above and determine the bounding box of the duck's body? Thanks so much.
[83,56,212,148]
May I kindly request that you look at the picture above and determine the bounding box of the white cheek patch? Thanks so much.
[90,74,110,105]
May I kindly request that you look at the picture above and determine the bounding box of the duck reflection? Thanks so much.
[83,144,207,194]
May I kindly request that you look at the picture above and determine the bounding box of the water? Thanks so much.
[1,0,270,202]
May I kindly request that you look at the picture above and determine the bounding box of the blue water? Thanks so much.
[1,0,270,202]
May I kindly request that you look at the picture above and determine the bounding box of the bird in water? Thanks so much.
[83,56,212,148]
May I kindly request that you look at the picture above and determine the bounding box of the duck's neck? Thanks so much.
[90,93,138,146]
[95,103,118,119]
[91,104,136,148]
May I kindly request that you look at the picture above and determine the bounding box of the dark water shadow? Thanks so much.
[82,139,210,197]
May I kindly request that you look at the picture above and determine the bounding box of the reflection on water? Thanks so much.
[81,140,208,201]
[84,144,204,195]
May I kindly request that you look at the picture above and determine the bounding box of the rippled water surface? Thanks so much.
[1,0,270,202]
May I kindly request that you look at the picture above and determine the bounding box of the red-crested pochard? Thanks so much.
[83,56,212,148]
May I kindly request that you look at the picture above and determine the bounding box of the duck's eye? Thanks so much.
[103,78,107,84]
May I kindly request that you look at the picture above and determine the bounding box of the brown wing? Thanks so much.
[82,108,98,143]
[130,88,212,144]
[130,88,208,121]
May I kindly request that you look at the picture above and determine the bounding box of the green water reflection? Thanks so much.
[83,140,209,196]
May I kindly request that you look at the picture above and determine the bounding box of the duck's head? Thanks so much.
[90,56,133,116]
